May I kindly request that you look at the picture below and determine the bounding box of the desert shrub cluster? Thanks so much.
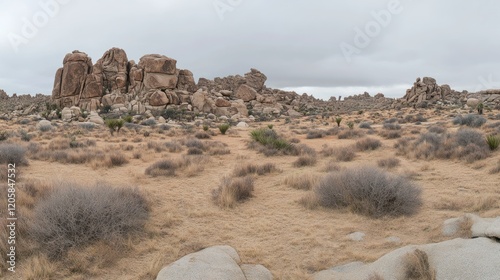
[452,114,486,127]
[249,128,296,156]
[29,181,149,259]
[0,143,28,165]
[312,166,422,217]
[233,163,278,177]
[396,128,491,163]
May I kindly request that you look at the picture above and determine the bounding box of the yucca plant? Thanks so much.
[218,123,230,135]
[335,116,342,127]
[486,134,500,150]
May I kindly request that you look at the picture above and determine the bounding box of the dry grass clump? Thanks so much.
[293,154,318,167]
[434,196,499,213]
[333,146,357,162]
[379,129,402,139]
[377,157,401,169]
[322,161,341,172]
[107,152,129,167]
[145,155,208,177]
[212,176,254,208]
[358,121,372,129]
[337,129,365,139]
[313,166,422,217]
[233,163,278,177]
[187,147,203,155]
[490,160,500,174]
[147,141,165,152]
[145,159,178,177]
[29,181,149,259]
[285,174,319,190]
[355,137,382,151]
[427,125,446,134]
[194,131,211,139]
[403,249,436,280]
[0,143,28,165]
[164,141,183,153]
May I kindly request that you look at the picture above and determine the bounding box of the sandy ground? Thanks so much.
[1,108,500,279]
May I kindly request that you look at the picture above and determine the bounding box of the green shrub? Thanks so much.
[203,125,209,131]
[249,128,295,155]
[30,182,149,258]
[105,119,125,135]
[19,129,32,142]
[486,134,500,150]
[123,115,133,123]
[314,166,422,217]
[335,116,342,127]
[218,123,230,135]
[347,121,354,129]
[268,124,274,129]
[0,131,8,141]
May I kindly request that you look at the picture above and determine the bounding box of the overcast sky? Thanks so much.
[1,0,500,100]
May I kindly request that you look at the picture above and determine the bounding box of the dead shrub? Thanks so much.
[338,129,364,139]
[293,155,317,167]
[377,157,401,169]
[403,249,436,280]
[322,161,341,172]
[145,159,178,177]
[379,129,402,139]
[195,132,211,139]
[355,137,382,151]
[108,153,129,167]
[0,143,28,165]
[29,181,149,259]
[187,147,203,155]
[212,176,254,208]
[164,141,183,153]
[314,166,422,217]
[306,130,325,139]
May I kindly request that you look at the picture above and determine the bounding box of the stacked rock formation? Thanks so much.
[51,48,317,118]
[402,77,467,107]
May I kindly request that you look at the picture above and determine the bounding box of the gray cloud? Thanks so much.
[1,0,500,100]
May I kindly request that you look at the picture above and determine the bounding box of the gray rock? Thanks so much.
[240,264,273,280]
[347,232,365,242]
[156,245,245,280]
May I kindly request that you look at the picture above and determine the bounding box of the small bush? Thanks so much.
[377,157,401,169]
[453,114,486,128]
[145,160,178,177]
[38,123,52,132]
[335,117,342,127]
[486,134,500,150]
[29,182,149,258]
[306,130,324,139]
[187,147,203,155]
[249,128,295,155]
[212,176,254,208]
[338,129,364,139]
[165,141,183,153]
[293,155,317,167]
[195,132,211,139]
[0,130,8,141]
[123,115,133,123]
[379,130,402,139]
[0,143,28,165]
[218,123,230,135]
[359,122,372,129]
[356,137,382,151]
[20,129,32,142]
[383,123,402,130]
[184,138,205,150]
[427,125,446,134]
[79,122,95,131]
[285,174,319,190]
[314,166,422,217]
[108,153,129,167]
[333,146,356,162]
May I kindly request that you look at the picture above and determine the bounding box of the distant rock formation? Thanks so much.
[50,48,320,118]
[0,89,8,99]
[402,77,466,107]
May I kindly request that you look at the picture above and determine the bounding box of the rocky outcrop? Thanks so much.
[50,48,322,119]
[0,89,8,99]
[155,245,272,280]
[401,77,466,107]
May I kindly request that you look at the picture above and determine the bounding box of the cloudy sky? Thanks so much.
[1,0,500,100]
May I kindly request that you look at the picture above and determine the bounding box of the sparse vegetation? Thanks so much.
[335,116,342,127]
[306,130,324,139]
[293,155,317,167]
[249,128,295,156]
[218,123,230,135]
[212,176,254,208]
[105,119,125,135]
[29,181,149,259]
[377,157,401,169]
[285,174,319,190]
[313,166,422,217]
[452,114,486,128]
[486,134,500,150]
[0,143,28,165]
[233,163,278,177]
[355,137,382,151]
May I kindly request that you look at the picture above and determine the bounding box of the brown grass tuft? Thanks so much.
[212,176,254,208]
[403,249,436,280]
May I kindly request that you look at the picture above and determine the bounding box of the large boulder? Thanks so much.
[58,51,93,102]
[314,237,500,280]
[244,68,267,91]
[138,54,177,75]
[0,89,8,99]
[191,89,214,113]
[156,246,246,280]
[235,85,257,102]
[156,245,272,280]
[177,69,197,92]
[94,47,129,94]
[149,90,169,106]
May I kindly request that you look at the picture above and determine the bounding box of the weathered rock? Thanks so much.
[467,98,480,108]
[235,84,257,102]
[236,122,249,128]
[61,107,73,121]
[156,246,246,280]
[191,89,214,113]
[215,98,231,107]
[244,68,267,91]
[59,51,93,100]
[138,54,177,75]
[240,264,273,280]
[143,72,178,90]
[149,90,169,106]
[88,111,104,125]
[95,47,129,94]
[314,238,500,280]
[347,232,365,242]
[177,69,197,92]
[0,89,8,99]
[36,120,52,130]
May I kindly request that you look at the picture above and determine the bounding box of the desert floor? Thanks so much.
[1,108,500,280]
